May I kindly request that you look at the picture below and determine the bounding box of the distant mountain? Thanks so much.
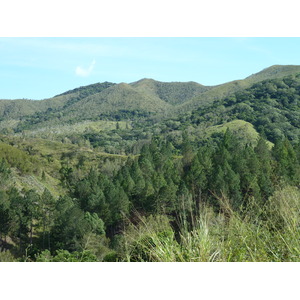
[0,97,68,120]
[0,82,116,120]
[61,82,172,119]
[130,78,212,105]
[54,81,116,100]
[180,70,300,144]
[1,64,300,133]
[178,65,300,113]
[245,65,300,83]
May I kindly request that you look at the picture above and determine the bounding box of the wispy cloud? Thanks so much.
[75,59,96,77]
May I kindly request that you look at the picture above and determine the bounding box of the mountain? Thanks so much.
[60,82,172,118]
[0,82,116,120]
[178,65,300,113]
[1,64,300,134]
[130,78,212,105]
[245,65,300,83]
[54,81,116,98]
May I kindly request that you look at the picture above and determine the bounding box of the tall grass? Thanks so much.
[120,186,300,262]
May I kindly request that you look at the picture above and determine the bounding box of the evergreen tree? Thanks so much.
[8,188,39,254]
[186,146,213,207]
[272,138,300,184]
[39,189,56,251]
[0,190,10,241]
[176,181,194,229]
[130,161,145,197]
[51,197,89,252]
[236,146,261,204]
[106,183,130,227]
[254,137,274,201]
[155,179,177,215]
[182,132,194,170]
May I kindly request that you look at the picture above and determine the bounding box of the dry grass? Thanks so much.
[121,186,300,262]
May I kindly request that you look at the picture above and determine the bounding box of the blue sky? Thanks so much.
[1,37,300,100]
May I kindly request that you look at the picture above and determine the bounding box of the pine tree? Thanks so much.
[51,197,88,252]
[272,138,300,184]
[130,160,145,196]
[40,188,56,250]
[255,137,274,201]
[9,188,40,254]
[186,146,213,207]
[155,179,177,215]
[238,146,261,203]
[0,190,10,241]
[176,181,194,230]
[106,183,130,227]
[182,132,194,170]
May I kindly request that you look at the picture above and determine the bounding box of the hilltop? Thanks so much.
[0,64,300,135]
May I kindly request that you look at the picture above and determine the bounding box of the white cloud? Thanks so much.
[75,59,96,77]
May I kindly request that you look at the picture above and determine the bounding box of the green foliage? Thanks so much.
[36,249,98,262]
[0,142,35,173]
[1,65,300,262]
[55,81,115,99]
[50,196,105,252]
[119,185,300,262]
[131,78,211,105]
[187,74,300,144]
[122,214,176,262]
[0,250,16,262]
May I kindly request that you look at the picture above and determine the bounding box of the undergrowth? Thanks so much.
[119,186,300,262]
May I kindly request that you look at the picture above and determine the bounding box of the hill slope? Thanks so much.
[1,64,300,134]
[245,65,300,83]
[178,65,300,113]
[130,78,212,105]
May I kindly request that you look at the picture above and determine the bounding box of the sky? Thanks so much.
[1,37,300,100]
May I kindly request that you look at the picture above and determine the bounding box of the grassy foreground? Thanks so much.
[119,186,300,262]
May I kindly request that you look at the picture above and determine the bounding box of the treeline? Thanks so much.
[1,131,300,261]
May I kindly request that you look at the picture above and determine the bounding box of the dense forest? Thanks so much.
[0,65,300,261]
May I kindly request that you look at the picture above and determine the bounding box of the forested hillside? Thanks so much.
[1,65,300,262]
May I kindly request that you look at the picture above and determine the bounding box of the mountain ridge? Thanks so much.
[1,64,300,133]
